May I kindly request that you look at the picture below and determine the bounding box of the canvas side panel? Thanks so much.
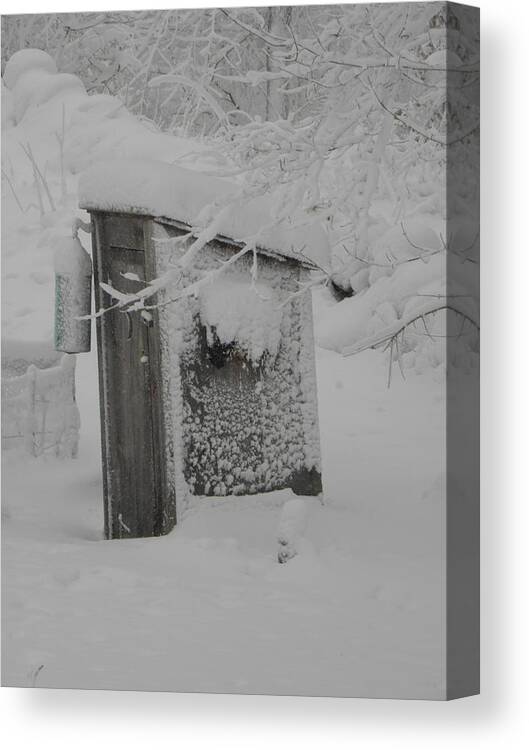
[445,2,480,700]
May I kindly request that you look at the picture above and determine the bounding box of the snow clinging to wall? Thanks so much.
[199,276,283,362]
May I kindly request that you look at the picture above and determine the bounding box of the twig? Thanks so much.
[342,302,479,357]
[1,168,26,213]
[21,143,56,213]
[54,103,67,204]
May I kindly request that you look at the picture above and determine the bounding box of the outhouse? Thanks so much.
[77,159,326,540]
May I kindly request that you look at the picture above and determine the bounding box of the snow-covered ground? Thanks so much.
[2,338,446,698]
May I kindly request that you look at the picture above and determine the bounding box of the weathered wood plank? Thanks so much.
[103,214,145,250]
[104,248,156,537]
[92,213,111,539]
[92,212,174,539]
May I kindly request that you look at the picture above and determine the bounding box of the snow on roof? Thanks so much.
[79,159,330,269]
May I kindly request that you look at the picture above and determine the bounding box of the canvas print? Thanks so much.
[1,3,479,699]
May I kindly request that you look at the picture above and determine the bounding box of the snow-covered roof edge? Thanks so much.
[79,159,330,269]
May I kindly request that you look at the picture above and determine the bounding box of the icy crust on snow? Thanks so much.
[79,159,330,268]
[152,224,321,503]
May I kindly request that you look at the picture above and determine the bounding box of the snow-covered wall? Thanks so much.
[154,220,323,504]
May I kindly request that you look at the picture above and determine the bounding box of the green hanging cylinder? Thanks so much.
[54,235,92,353]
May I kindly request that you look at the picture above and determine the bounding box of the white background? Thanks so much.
[1,0,527,748]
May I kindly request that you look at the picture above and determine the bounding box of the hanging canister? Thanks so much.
[54,234,92,353]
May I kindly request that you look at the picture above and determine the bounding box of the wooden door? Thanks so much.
[92,214,171,539]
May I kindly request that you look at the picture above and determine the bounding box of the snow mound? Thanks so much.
[79,159,330,268]
[13,70,85,123]
[3,48,57,89]
[199,275,283,361]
